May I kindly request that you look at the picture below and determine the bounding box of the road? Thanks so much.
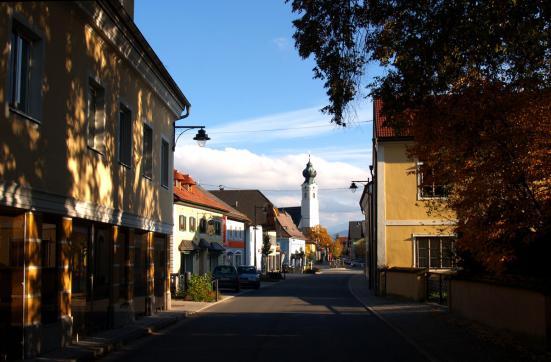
[105,270,427,362]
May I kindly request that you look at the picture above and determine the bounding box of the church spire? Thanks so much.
[302,158,317,185]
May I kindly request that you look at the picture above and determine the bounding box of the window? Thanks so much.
[214,220,221,236]
[415,236,455,269]
[118,104,132,167]
[161,138,169,188]
[189,217,196,231]
[417,162,448,198]
[142,123,153,178]
[87,79,105,152]
[179,215,187,231]
[9,22,41,120]
[199,217,207,233]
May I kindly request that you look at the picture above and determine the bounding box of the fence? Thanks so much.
[426,271,453,305]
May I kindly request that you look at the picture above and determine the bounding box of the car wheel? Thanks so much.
[255,282,260,289]
[235,284,240,292]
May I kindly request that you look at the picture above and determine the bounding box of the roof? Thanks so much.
[206,193,251,224]
[275,210,306,240]
[278,207,301,228]
[348,221,364,240]
[374,98,413,140]
[210,190,276,229]
[173,170,230,213]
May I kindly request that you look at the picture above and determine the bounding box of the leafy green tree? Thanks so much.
[288,0,551,276]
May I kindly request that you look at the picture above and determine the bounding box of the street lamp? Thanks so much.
[173,108,210,150]
[253,205,267,269]
[174,125,210,149]
[349,180,369,193]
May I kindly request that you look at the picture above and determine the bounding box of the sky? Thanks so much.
[135,0,374,235]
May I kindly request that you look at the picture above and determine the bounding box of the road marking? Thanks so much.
[347,276,440,362]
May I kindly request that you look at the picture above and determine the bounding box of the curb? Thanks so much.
[347,276,440,362]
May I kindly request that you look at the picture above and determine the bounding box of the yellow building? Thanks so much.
[363,99,456,295]
[0,1,189,359]
[173,171,227,277]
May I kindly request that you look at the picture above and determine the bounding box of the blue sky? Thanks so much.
[135,0,374,234]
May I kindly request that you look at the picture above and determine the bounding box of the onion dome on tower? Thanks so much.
[302,159,317,184]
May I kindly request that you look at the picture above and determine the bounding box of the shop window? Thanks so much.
[41,222,58,324]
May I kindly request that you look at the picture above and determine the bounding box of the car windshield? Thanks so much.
[237,266,256,274]
[214,266,235,274]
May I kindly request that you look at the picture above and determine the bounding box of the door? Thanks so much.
[70,224,90,338]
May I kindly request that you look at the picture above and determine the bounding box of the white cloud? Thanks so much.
[174,145,366,233]
[204,105,372,146]
[273,37,291,51]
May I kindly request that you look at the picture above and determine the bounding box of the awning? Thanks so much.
[208,242,226,253]
[198,239,210,249]
[178,239,199,253]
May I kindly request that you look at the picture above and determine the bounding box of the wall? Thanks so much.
[0,2,179,234]
[172,203,223,274]
[450,279,550,345]
[378,141,455,268]
[383,268,426,301]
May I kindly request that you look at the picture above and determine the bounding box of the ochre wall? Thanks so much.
[450,279,549,344]
[381,141,455,268]
[0,3,175,226]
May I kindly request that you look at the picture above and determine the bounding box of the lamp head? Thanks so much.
[193,128,210,147]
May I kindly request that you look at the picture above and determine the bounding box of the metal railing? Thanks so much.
[426,271,452,305]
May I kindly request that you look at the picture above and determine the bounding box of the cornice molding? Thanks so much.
[0,182,172,234]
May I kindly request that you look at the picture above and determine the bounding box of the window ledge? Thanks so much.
[87,145,105,157]
[142,174,152,181]
[10,106,41,125]
[119,161,132,169]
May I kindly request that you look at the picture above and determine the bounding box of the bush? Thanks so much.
[185,273,215,302]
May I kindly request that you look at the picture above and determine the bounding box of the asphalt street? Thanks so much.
[105,270,427,362]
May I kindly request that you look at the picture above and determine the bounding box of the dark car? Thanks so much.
[212,265,240,291]
[237,266,260,289]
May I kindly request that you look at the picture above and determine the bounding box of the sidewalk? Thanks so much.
[348,274,550,362]
[32,292,242,362]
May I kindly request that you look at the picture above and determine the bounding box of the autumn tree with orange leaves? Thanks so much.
[289,0,551,277]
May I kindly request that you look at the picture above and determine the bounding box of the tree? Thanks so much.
[332,239,343,259]
[261,234,272,273]
[305,225,334,261]
[289,0,551,276]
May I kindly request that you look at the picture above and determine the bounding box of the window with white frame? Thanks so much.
[189,217,196,232]
[87,79,105,153]
[118,104,132,167]
[160,138,169,188]
[415,236,455,269]
[417,162,448,198]
[142,123,153,178]
[179,215,186,231]
[9,21,41,119]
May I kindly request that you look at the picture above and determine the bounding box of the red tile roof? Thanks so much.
[275,210,306,240]
[374,98,413,139]
[173,170,230,212]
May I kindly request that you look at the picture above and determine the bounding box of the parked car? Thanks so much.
[212,265,240,292]
[237,266,260,289]
[350,259,365,268]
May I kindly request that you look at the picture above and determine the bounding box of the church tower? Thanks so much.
[299,157,319,229]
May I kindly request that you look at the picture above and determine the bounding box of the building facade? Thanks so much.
[275,210,306,269]
[366,99,456,292]
[0,2,189,359]
[172,171,227,278]
[210,190,278,271]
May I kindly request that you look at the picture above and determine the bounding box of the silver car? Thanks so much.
[237,266,261,289]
